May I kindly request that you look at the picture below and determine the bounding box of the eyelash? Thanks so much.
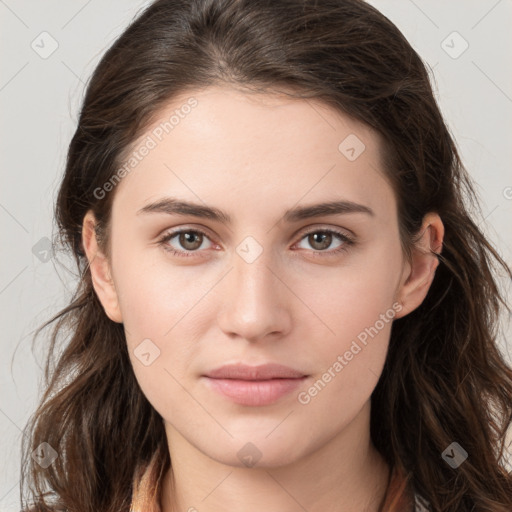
[157,227,355,259]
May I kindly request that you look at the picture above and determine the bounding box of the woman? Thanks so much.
[21,1,512,511]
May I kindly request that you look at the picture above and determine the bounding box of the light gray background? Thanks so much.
[1,1,511,509]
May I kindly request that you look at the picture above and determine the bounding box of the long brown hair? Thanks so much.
[20,1,512,511]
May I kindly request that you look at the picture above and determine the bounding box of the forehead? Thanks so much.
[111,85,396,226]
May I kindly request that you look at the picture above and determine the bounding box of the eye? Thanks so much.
[294,228,355,257]
[157,227,355,259]
[157,228,214,258]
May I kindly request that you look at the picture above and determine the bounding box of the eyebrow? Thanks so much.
[136,196,375,223]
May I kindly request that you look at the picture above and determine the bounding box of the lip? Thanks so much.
[204,363,307,380]
[202,363,309,406]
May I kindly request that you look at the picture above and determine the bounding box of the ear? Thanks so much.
[82,210,123,323]
[394,212,444,319]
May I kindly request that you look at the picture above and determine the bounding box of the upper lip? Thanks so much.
[204,363,307,380]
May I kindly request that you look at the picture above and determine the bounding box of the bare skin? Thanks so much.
[82,85,443,512]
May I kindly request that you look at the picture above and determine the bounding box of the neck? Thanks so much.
[160,401,390,512]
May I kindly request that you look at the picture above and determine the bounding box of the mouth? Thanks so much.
[202,363,309,406]
[202,376,309,406]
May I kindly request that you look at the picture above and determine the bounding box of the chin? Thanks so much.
[201,435,307,469]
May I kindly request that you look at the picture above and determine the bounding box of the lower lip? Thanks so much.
[203,376,308,406]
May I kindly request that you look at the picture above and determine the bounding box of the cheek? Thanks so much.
[294,290,395,425]
[113,250,216,410]
[301,236,402,344]
[293,238,402,399]
[113,244,210,340]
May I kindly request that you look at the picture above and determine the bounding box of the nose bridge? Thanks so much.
[216,236,291,340]
[233,236,281,309]
[234,243,277,298]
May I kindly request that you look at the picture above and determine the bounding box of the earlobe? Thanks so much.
[394,212,444,319]
[82,211,123,323]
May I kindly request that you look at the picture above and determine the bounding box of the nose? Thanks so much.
[216,247,292,343]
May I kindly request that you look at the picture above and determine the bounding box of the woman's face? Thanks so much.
[87,85,425,468]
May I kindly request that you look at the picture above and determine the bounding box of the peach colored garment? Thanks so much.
[129,454,422,512]
[379,464,416,512]
[129,453,162,512]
